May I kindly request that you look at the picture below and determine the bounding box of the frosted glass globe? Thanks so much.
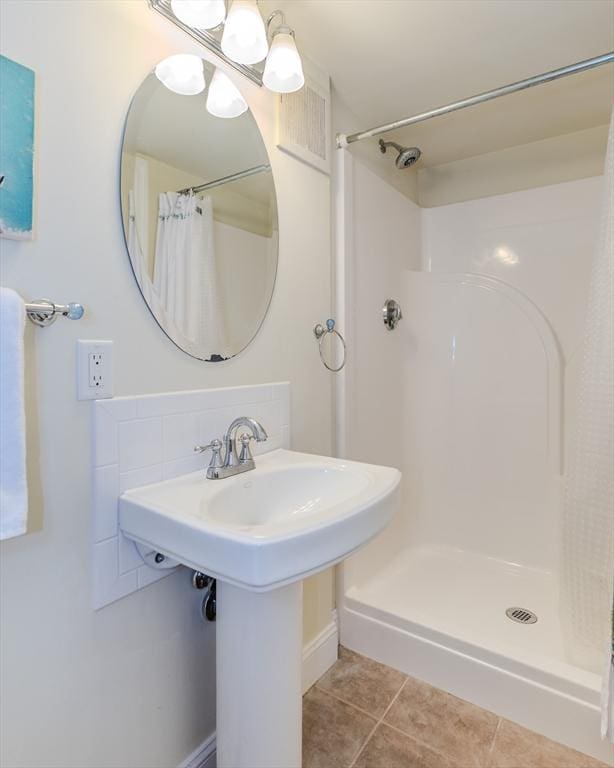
[263,32,304,93]
[154,54,205,96]
[206,69,248,118]
[170,0,226,30]
[221,0,268,65]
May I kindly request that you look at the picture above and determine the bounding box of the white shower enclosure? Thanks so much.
[335,151,613,764]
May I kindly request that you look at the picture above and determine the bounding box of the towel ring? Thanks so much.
[313,319,347,372]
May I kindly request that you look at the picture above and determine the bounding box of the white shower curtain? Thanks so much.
[127,157,155,305]
[153,192,228,357]
[561,111,614,740]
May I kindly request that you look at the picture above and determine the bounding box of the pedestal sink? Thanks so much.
[120,448,400,768]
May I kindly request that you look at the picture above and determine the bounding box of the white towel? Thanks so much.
[0,287,28,539]
[602,635,614,740]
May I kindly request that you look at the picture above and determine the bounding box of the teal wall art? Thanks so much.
[0,55,35,241]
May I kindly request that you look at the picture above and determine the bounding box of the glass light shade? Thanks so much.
[262,32,304,93]
[154,54,205,95]
[206,69,248,118]
[221,0,269,65]
[170,0,226,30]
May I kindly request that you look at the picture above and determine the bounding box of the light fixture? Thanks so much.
[154,54,206,95]
[221,0,268,66]
[170,0,226,30]
[206,69,248,118]
[262,11,304,93]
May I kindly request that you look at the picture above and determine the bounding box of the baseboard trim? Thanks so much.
[302,609,339,693]
[178,612,339,768]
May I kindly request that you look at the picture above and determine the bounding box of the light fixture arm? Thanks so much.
[266,9,294,41]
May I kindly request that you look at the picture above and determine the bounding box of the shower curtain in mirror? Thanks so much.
[561,111,614,740]
[128,157,155,306]
[153,192,228,358]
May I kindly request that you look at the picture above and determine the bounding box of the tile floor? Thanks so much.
[303,646,608,768]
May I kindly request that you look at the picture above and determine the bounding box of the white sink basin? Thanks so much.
[120,448,400,591]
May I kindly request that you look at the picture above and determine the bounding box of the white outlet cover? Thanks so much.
[77,340,114,400]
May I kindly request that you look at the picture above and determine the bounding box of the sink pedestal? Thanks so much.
[217,580,303,768]
[119,449,400,765]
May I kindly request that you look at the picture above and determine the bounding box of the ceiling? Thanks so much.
[260,0,614,166]
[124,69,269,182]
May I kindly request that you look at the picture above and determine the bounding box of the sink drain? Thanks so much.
[506,607,538,624]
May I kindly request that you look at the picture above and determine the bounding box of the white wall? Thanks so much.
[337,156,422,589]
[417,125,610,208]
[0,2,333,767]
[331,88,420,204]
[214,220,276,353]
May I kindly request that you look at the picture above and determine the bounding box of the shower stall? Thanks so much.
[334,58,613,764]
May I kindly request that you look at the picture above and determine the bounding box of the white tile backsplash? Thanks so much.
[118,418,163,472]
[91,382,290,609]
[92,538,138,610]
[162,413,200,462]
[119,464,164,493]
[93,402,119,467]
[119,531,145,574]
[162,455,203,481]
[92,465,119,542]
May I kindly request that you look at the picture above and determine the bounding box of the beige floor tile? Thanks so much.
[353,722,457,768]
[383,677,498,767]
[489,719,609,768]
[316,646,407,718]
[303,686,377,768]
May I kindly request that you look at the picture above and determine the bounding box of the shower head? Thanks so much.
[379,139,421,169]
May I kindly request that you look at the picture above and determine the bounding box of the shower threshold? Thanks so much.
[340,546,612,765]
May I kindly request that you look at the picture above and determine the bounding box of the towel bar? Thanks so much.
[25,299,85,327]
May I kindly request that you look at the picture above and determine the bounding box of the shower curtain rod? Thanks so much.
[178,164,272,195]
[336,51,614,148]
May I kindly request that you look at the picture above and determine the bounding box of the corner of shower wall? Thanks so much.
[334,151,423,597]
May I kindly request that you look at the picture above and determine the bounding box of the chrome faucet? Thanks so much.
[194,416,268,480]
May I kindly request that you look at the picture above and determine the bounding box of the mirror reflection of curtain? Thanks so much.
[128,156,156,304]
[154,192,228,357]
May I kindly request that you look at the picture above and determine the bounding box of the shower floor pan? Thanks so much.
[341,545,613,764]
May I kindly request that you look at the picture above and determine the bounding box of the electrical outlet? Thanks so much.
[89,353,104,389]
[77,340,114,400]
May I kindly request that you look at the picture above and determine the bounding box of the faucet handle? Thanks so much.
[237,432,255,464]
[194,439,224,470]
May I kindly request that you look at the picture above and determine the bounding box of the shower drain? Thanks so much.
[506,607,538,624]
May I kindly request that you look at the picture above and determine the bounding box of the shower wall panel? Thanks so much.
[343,160,603,588]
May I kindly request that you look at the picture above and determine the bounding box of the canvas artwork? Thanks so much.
[0,54,35,241]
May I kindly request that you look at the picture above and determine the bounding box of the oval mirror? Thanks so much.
[120,58,278,361]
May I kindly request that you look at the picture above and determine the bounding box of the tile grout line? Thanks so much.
[314,651,609,768]
[485,716,502,767]
[340,675,479,768]
[377,719,462,765]
[346,717,379,768]
[317,687,385,721]
[375,677,461,767]
[348,677,409,768]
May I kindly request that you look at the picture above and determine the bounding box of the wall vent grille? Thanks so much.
[279,86,327,161]
[276,68,331,175]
